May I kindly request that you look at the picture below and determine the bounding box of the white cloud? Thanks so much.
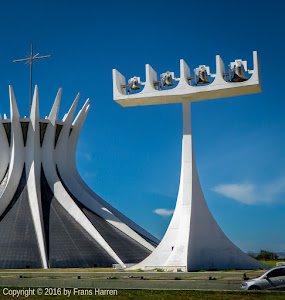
[77,151,93,162]
[153,208,174,217]
[212,183,257,204]
[82,171,98,180]
[212,177,285,205]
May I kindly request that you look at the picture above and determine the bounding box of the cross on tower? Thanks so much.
[13,44,51,112]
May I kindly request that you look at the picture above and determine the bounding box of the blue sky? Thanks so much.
[0,0,284,254]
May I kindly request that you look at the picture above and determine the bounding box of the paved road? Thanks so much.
[0,270,251,290]
[0,271,250,278]
[0,278,242,291]
[0,270,263,291]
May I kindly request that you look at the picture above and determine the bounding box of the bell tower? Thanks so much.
[112,51,269,271]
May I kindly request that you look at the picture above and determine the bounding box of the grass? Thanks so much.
[0,288,284,300]
[258,260,283,267]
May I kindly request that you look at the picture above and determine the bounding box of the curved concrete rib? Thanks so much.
[42,97,126,267]
[0,87,24,216]
[56,101,155,251]
[49,88,62,124]
[65,103,159,244]
[25,86,48,269]
[0,115,10,183]
[66,104,159,245]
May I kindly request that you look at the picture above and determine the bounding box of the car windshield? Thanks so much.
[267,268,285,278]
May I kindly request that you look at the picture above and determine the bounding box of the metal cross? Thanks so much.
[13,44,51,112]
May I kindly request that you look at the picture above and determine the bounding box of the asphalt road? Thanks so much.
[0,271,259,291]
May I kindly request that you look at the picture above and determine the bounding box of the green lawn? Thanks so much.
[259,260,283,267]
[0,288,284,300]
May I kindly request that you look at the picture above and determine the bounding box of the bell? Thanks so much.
[231,66,247,82]
[131,78,140,90]
[164,72,174,87]
[197,70,210,85]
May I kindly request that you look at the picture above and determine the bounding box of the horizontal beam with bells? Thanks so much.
[112,51,261,107]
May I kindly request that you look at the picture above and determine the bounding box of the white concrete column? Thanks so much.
[0,87,24,216]
[41,93,126,267]
[0,115,10,184]
[25,86,48,269]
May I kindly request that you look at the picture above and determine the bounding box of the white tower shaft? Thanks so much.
[132,102,266,271]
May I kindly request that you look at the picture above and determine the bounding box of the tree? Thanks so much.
[256,250,278,260]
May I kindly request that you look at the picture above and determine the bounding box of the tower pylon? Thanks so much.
[113,51,269,271]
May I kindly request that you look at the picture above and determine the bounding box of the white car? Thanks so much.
[240,266,285,290]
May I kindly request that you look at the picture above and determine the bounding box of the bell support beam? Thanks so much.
[113,51,261,107]
[113,51,269,271]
